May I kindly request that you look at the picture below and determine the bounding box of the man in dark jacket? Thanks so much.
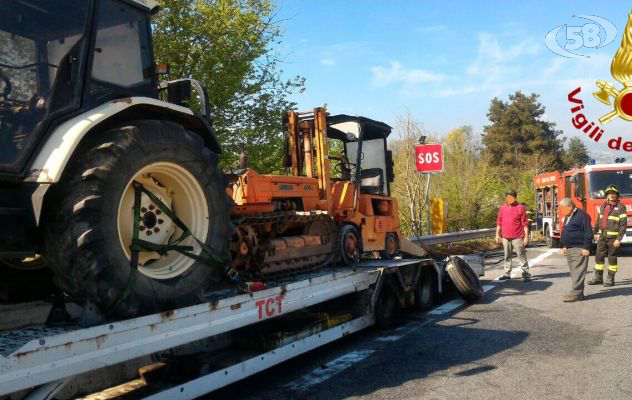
[559,198,593,302]
[589,185,627,287]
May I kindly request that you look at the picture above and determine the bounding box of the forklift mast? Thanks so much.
[286,108,332,214]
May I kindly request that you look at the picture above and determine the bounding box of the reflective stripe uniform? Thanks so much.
[594,200,627,272]
[525,207,535,232]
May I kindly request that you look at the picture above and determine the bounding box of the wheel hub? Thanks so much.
[386,237,396,254]
[345,235,356,257]
[117,162,210,280]
[133,174,176,265]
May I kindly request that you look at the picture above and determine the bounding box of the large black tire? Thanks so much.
[340,224,361,266]
[42,120,232,318]
[379,232,399,260]
[413,267,437,311]
[375,280,400,328]
[445,256,484,303]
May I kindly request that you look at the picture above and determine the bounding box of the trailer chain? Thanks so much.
[107,181,246,313]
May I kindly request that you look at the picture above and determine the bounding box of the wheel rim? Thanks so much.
[117,162,209,280]
[418,274,432,305]
[386,235,396,255]
[344,232,357,260]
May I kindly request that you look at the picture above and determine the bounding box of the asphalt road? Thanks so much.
[211,244,632,400]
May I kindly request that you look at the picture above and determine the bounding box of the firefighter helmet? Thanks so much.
[605,185,620,196]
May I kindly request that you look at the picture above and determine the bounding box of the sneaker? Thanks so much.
[522,271,532,280]
[562,293,584,302]
[498,274,511,281]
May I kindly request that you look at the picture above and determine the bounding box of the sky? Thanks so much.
[275,1,632,162]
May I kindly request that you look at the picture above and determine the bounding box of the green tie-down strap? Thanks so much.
[107,181,244,313]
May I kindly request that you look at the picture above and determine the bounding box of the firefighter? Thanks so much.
[588,185,627,287]
[522,202,536,240]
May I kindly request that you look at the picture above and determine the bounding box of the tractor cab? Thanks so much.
[0,0,156,176]
[327,115,394,196]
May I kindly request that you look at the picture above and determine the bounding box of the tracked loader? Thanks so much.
[229,108,405,277]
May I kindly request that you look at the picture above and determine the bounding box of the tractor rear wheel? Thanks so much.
[43,120,232,318]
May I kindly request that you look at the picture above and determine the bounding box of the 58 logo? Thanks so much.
[545,15,617,58]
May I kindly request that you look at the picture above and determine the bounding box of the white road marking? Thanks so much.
[494,248,558,281]
[427,298,465,315]
[374,335,403,342]
[374,320,431,341]
[284,350,375,392]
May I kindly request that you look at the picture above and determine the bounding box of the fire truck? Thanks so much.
[534,163,632,248]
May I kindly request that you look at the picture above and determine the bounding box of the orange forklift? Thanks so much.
[228,108,403,277]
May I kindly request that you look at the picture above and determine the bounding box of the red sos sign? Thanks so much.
[415,144,443,172]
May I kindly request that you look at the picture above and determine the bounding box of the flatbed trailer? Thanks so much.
[0,258,448,400]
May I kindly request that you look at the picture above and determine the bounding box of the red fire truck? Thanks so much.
[534,163,632,248]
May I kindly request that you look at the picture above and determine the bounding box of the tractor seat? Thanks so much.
[360,168,384,195]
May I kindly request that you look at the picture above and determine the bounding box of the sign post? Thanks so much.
[414,144,444,235]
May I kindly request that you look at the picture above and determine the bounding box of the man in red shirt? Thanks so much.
[495,189,530,281]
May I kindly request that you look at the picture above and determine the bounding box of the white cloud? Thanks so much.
[466,32,539,76]
[320,57,335,66]
[371,61,446,88]
[434,32,555,98]
[317,42,369,68]
[416,25,447,33]
[437,86,477,98]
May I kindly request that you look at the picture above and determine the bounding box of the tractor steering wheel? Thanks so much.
[0,70,11,100]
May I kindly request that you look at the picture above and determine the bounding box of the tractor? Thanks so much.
[0,0,421,318]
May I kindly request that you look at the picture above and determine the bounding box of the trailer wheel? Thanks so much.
[375,282,400,328]
[42,120,232,318]
[379,232,399,260]
[445,256,484,303]
[414,268,437,310]
[340,224,361,266]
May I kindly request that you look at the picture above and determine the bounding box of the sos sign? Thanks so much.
[415,144,443,172]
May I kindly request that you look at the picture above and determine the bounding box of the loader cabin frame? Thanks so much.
[230,108,399,254]
[534,163,632,247]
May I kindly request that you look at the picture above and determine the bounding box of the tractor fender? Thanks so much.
[24,97,221,184]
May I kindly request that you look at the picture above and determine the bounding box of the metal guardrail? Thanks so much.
[410,228,495,246]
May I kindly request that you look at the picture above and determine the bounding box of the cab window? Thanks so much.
[89,0,154,103]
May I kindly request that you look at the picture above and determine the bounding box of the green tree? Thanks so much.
[152,0,305,172]
[390,114,507,236]
[432,126,506,231]
[390,112,432,238]
[563,137,590,168]
[482,91,564,170]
